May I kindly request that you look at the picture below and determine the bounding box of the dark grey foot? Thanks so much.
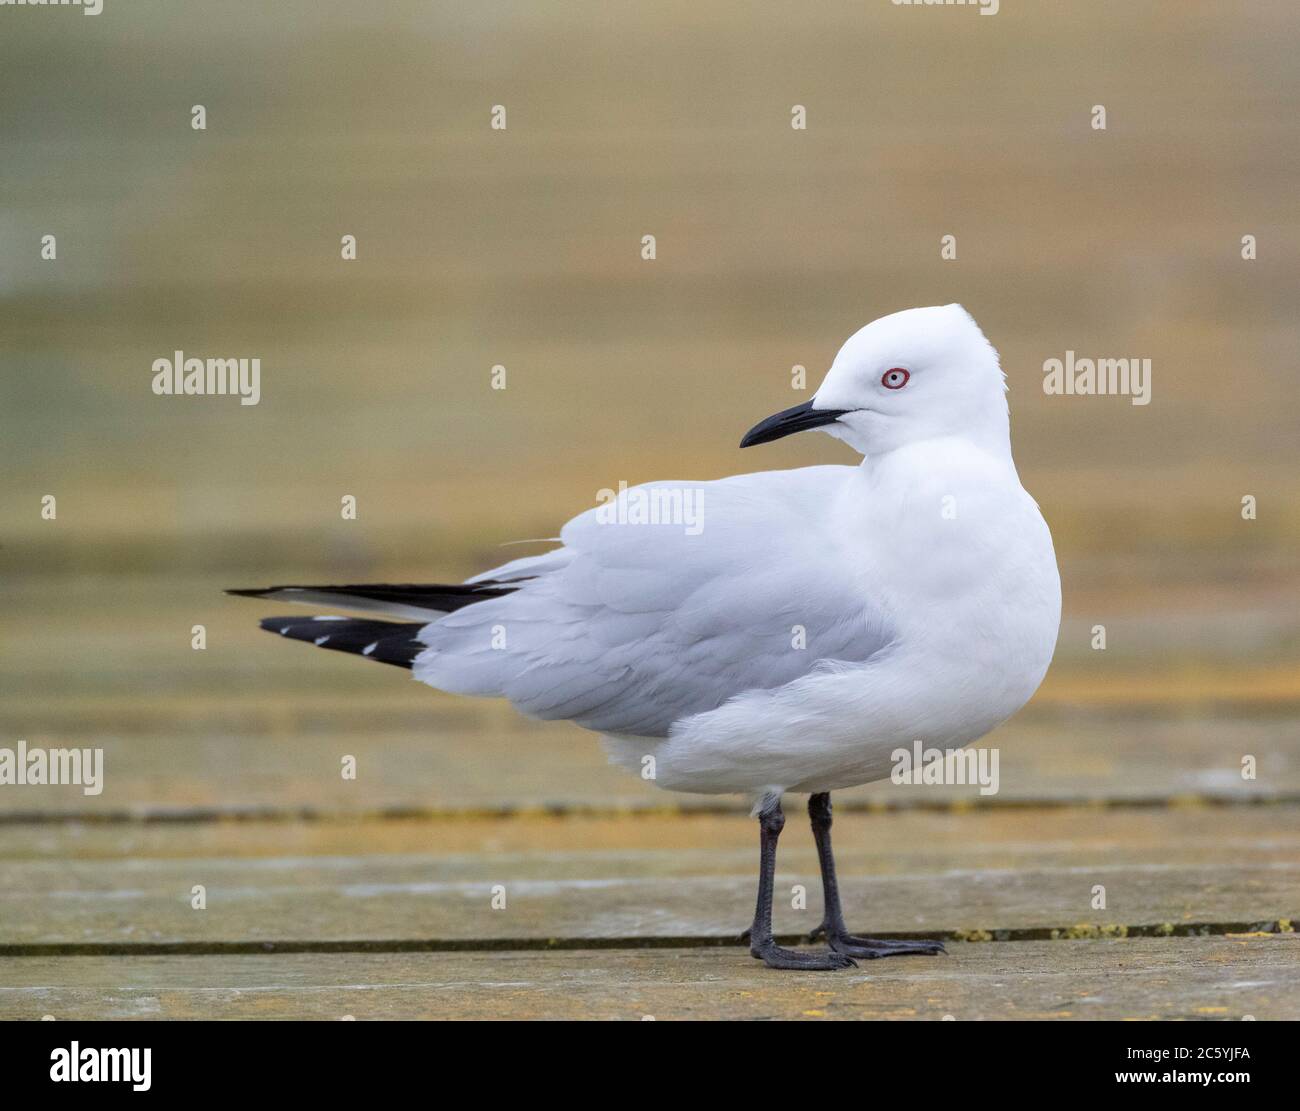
[808,923,945,959]
[832,935,946,959]
[750,937,857,971]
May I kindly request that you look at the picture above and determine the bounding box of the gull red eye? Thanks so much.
[882,368,909,390]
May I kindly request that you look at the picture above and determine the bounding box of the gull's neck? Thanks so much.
[856,430,1018,486]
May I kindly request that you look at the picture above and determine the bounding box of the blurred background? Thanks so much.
[2,0,1297,815]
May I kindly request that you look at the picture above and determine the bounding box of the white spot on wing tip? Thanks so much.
[362,642,378,655]
[313,636,330,646]
[279,626,291,634]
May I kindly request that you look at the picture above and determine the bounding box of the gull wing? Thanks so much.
[413,466,894,737]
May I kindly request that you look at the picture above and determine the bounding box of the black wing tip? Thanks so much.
[256,615,425,668]
[226,582,524,612]
[226,583,519,597]
[259,615,302,632]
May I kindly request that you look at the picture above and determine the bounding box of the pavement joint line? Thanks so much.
[1,792,1298,825]
[0,922,1294,957]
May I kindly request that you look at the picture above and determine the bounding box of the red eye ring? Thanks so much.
[882,368,910,390]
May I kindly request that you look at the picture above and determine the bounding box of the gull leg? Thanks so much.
[806,792,946,959]
[748,793,856,970]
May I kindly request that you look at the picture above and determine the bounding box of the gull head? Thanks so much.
[740,304,1010,458]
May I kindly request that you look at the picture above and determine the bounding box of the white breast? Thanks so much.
[614,441,1061,797]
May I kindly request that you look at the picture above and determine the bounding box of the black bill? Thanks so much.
[739,400,850,448]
